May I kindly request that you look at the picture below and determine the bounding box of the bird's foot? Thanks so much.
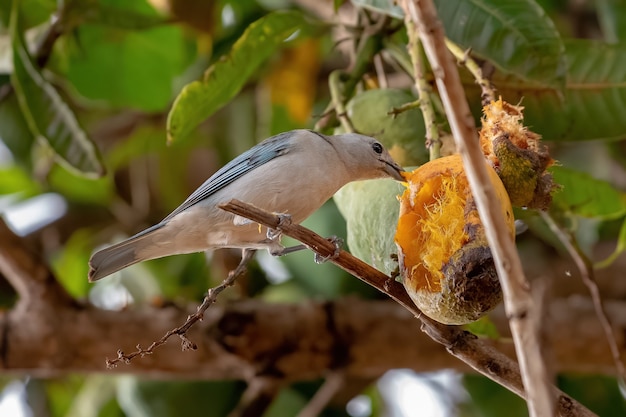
[314,236,344,264]
[266,213,292,241]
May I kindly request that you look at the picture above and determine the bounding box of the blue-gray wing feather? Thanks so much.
[161,132,293,222]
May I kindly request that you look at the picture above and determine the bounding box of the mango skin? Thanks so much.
[395,154,515,325]
[334,178,405,275]
[347,89,429,167]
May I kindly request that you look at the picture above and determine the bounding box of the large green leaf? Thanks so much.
[166,10,310,143]
[353,0,565,87]
[436,0,565,87]
[0,166,40,196]
[0,0,55,28]
[595,0,626,43]
[0,86,35,165]
[9,0,105,177]
[63,24,191,112]
[496,40,626,141]
[551,166,626,219]
[77,0,168,30]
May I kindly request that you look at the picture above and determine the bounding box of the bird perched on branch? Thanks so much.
[88,129,404,282]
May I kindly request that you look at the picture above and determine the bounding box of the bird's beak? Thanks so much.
[384,160,405,181]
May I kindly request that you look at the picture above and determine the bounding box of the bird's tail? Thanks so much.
[88,224,165,282]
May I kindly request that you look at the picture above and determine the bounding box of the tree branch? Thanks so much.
[0,218,75,311]
[398,1,555,416]
[219,200,596,417]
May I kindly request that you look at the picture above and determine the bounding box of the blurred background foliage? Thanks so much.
[1,0,626,416]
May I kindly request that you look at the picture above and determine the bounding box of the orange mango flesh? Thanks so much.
[395,154,515,295]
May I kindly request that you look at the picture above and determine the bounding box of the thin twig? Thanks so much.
[297,372,345,417]
[398,1,555,416]
[105,249,256,368]
[445,39,496,105]
[540,211,626,384]
[219,199,596,417]
[402,14,440,159]
[328,70,355,133]
[228,377,282,417]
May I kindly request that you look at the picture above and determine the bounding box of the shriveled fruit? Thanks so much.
[395,154,515,325]
[480,98,555,209]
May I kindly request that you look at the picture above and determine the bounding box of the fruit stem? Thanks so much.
[445,38,496,105]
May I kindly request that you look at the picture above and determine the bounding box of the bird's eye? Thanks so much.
[372,142,383,154]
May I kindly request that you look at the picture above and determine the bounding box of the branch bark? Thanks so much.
[219,200,597,417]
[0,215,621,384]
[0,292,625,379]
[398,1,555,416]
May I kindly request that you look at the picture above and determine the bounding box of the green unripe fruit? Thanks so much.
[347,88,428,166]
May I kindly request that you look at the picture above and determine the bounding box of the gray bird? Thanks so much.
[88,129,404,281]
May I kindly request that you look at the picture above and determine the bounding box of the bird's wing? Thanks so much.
[161,132,293,222]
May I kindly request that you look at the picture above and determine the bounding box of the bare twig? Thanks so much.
[402,14,441,159]
[398,1,555,416]
[540,211,626,384]
[297,372,345,417]
[445,39,496,105]
[219,199,596,417]
[328,70,355,133]
[105,249,256,368]
[228,377,282,417]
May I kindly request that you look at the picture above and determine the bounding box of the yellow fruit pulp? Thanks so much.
[395,154,515,295]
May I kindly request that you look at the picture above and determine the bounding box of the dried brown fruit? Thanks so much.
[480,98,555,209]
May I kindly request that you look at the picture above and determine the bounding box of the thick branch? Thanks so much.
[0,296,624,378]
[0,218,74,311]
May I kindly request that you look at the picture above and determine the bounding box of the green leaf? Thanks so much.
[436,0,565,88]
[166,10,310,143]
[595,0,626,43]
[0,89,35,165]
[498,40,626,141]
[80,0,168,30]
[594,216,626,269]
[353,0,566,87]
[0,0,55,28]
[63,24,192,112]
[9,1,105,177]
[47,163,113,205]
[52,228,94,298]
[464,316,501,339]
[551,166,626,219]
[0,166,40,196]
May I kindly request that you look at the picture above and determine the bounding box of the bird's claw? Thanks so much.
[267,213,292,241]
[314,236,344,264]
[276,213,293,227]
